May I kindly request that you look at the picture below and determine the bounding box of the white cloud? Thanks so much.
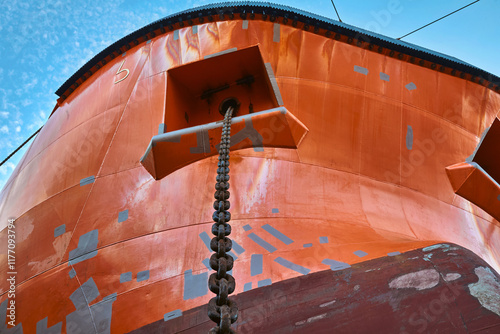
[0,125,9,134]
[21,99,32,107]
[0,112,8,118]
[39,111,46,119]
[23,78,38,91]
[0,162,15,176]
[15,126,20,132]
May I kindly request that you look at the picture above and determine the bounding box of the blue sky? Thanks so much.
[1,0,499,191]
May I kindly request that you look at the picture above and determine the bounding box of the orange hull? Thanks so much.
[1,3,499,333]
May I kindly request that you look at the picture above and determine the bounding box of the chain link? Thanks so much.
[208,106,238,333]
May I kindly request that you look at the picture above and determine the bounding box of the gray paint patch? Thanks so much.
[120,272,132,283]
[273,23,280,42]
[190,129,211,154]
[228,250,238,260]
[319,236,329,244]
[379,72,390,81]
[322,259,351,271]
[265,63,284,106]
[232,240,245,254]
[258,279,272,287]
[354,65,368,75]
[164,310,182,322]
[192,25,198,34]
[388,251,401,256]
[243,224,252,231]
[173,30,179,40]
[199,232,212,251]
[66,306,93,334]
[69,268,76,279]
[389,269,440,291]
[468,266,500,316]
[202,258,211,270]
[37,317,62,334]
[498,194,500,201]
[251,254,263,276]
[303,243,312,248]
[444,273,461,282]
[80,176,95,186]
[137,270,150,282]
[158,123,166,134]
[405,82,417,91]
[271,208,279,213]
[69,278,99,316]
[0,300,23,333]
[118,210,129,223]
[80,278,100,304]
[406,125,413,150]
[354,250,368,258]
[242,20,249,29]
[183,269,208,300]
[68,230,99,265]
[243,282,252,292]
[146,39,151,44]
[89,293,117,334]
[66,279,108,334]
[165,134,181,143]
[274,257,310,275]
[261,224,293,245]
[204,47,237,59]
[248,233,277,253]
[54,224,66,238]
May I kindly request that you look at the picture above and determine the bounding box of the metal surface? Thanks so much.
[54,2,500,100]
[130,243,500,333]
[0,6,499,333]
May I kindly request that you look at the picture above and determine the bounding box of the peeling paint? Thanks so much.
[295,313,327,326]
[423,253,433,262]
[389,269,440,291]
[444,273,461,282]
[468,267,500,316]
[319,300,336,308]
[422,244,445,252]
[422,244,449,252]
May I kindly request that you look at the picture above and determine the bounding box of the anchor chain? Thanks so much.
[208,106,238,333]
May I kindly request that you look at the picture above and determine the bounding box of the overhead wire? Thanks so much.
[0,126,43,167]
[397,0,480,40]
[330,0,342,22]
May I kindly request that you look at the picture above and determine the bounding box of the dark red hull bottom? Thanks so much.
[131,244,500,333]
